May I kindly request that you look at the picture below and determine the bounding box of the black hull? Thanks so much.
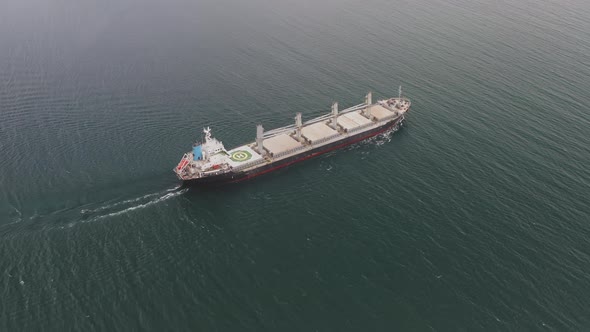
[182,116,404,187]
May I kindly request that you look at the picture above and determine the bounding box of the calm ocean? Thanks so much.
[1,0,589,330]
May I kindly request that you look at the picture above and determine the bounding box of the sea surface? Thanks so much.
[1,0,590,330]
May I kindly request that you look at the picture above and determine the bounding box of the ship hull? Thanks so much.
[182,116,404,187]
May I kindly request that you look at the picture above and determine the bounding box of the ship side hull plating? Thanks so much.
[182,116,404,187]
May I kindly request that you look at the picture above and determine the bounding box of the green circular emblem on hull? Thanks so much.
[230,150,252,162]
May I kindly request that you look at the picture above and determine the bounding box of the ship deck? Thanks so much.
[263,133,303,156]
[368,104,396,120]
[177,96,411,179]
[301,122,339,143]
[226,145,264,168]
[226,99,409,171]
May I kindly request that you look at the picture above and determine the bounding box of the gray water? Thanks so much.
[1,0,590,330]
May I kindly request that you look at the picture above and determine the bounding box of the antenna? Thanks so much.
[204,127,212,142]
[364,92,372,117]
[331,102,338,130]
[295,113,302,142]
[256,124,265,156]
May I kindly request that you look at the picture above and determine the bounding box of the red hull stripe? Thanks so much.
[232,120,399,183]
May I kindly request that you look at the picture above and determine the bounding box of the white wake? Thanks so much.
[70,186,187,227]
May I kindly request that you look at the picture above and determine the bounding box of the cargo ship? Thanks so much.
[174,89,410,186]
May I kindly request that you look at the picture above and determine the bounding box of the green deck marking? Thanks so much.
[230,150,252,162]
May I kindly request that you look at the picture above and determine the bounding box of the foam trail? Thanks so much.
[85,188,188,223]
[80,186,181,214]
[4,204,23,226]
